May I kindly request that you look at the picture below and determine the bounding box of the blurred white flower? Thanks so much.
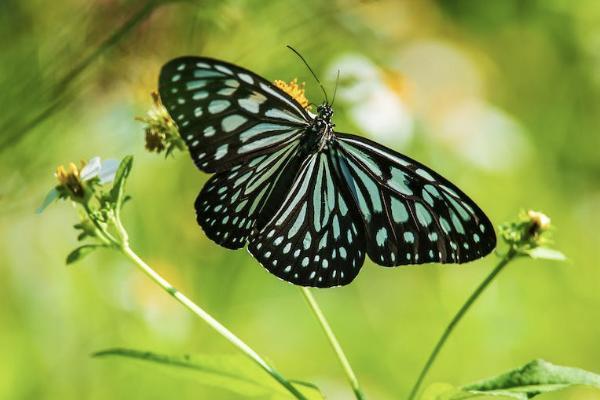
[327,54,414,146]
[328,42,529,171]
[395,40,484,109]
[395,39,530,171]
[435,99,530,172]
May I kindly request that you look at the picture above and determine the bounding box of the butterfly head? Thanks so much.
[313,103,335,135]
[316,103,334,121]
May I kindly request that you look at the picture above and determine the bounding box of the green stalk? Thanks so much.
[118,243,307,400]
[300,287,366,400]
[97,199,306,399]
[82,202,118,245]
[407,248,518,400]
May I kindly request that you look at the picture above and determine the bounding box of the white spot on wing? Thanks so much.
[209,100,230,114]
[193,70,223,78]
[239,124,295,143]
[215,65,233,74]
[215,144,229,160]
[238,73,254,84]
[204,126,215,137]
[186,81,206,90]
[376,228,387,246]
[416,168,435,181]
[265,108,305,124]
[239,98,259,113]
[222,115,247,132]
[218,87,236,96]
[237,133,292,153]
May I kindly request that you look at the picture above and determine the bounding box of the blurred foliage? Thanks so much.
[94,348,324,399]
[2,0,600,399]
[424,359,600,400]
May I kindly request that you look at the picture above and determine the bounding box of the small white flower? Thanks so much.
[395,39,530,171]
[80,156,119,184]
[80,157,101,181]
[435,99,530,172]
[98,159,119,184]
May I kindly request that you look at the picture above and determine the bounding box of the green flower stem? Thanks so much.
[82,202,117,246]
[118,242,307,400]
[407,247,518,400]
[300,287,366,400]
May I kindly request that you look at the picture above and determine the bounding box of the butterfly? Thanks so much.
[158,55,496,288]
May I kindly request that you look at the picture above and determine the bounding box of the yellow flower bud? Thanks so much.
[527,210,551,232]
[274,79,311,110]
[55,162,85,199]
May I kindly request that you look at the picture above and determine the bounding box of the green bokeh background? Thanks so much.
[1,1,600,399]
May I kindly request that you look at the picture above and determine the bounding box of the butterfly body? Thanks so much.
[159,56,496,288]
[299,104,334,155]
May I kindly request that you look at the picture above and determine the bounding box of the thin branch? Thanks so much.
[300,287,366,400]
[407,248,518,400]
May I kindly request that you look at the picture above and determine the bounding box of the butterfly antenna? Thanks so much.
[286,45,329,104]
[331,69,340,107]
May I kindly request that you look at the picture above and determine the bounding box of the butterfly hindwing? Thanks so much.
[158,57,310,173]
[332,132,496,267]
[248,152,366,287]
[195,138,305,249]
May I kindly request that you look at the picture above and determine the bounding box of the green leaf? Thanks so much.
[109,155,133,209]
[422,383,465,400]
[66,245,101,264]
[36,187,59,214]
[525,247,567,262]
[463,359,600,398]
[425,359,600,400]
[93,348,324,399]
[289,379,323,397]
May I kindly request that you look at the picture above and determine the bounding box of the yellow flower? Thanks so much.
[381,68,411,100]
[55,162,85,198]
[274,79,311,110]
[53,157,118,202]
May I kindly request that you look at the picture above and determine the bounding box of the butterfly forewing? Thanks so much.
[158,57,310,173]
[332,132,496,267]
[248,153,366,287]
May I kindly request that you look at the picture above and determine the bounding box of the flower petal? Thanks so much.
[526,247,567,262]
[36,187,60,214]
[99,159,119,184]
[80,157,101,181]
